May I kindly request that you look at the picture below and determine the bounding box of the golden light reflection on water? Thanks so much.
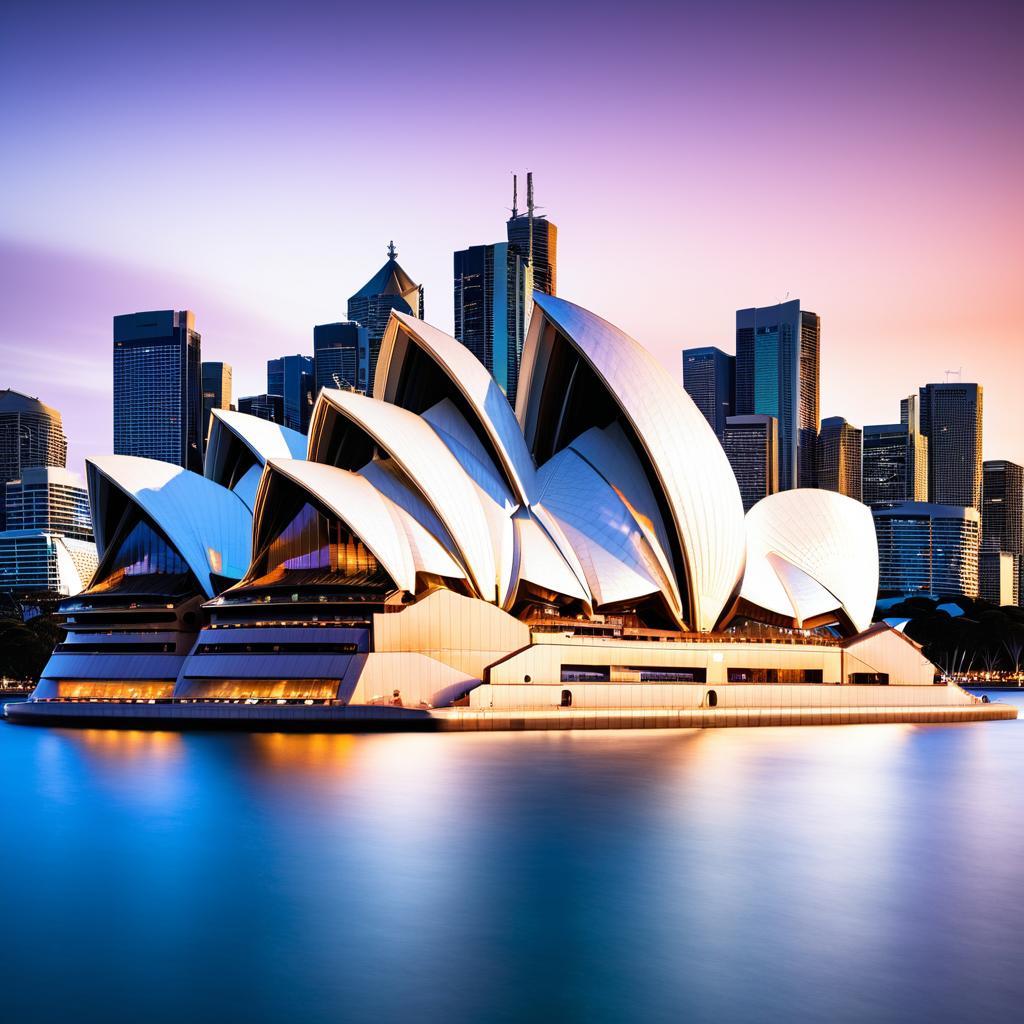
[75,728,183,762]
[250,731,358,775]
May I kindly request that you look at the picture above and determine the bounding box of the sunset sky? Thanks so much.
[2,0,1021,475]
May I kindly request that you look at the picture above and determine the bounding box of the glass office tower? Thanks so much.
[0,389,68,531]
[113,310,203,472]
[682,347,735,436]
[453,242,529,402]
[735,300,819,490]
[238,394,284,424]
[721,414,778,512]
[816,416,862,501]
[862,422,928,510]
[917,382,983,509]
[873,502,980,598]
[0,467,97,596]
[267,355,314,434]
[313,322,368,394]
[201,361,232,444]
[980,460,1023,606]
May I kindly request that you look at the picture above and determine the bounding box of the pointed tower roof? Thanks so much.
[350,241,420,301]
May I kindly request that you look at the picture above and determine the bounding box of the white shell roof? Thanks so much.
[376,311,538,504]
[536,447,678,612]
[87,455,252,597]
[206,408,307,474]
[258,460,466,595]
[508,511,591,610]
[314,388,496,599]
[740,488,879,634]
[521,294,746,632]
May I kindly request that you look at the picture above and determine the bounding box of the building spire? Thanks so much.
[387,240,397,260]
[526,171,534,267]
[511,173,518,218]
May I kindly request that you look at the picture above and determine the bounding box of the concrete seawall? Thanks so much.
[4,698,1016,731]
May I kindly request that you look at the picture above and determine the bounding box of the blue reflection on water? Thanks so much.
[1,694,1023,1024]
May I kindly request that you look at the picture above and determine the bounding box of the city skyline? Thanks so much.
[1,1,1022,477]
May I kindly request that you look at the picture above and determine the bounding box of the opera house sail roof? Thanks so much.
[15,293,987,728]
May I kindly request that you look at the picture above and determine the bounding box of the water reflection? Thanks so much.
[1,702,1022,1024]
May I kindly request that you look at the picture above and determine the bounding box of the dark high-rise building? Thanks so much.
[681,347,735,436]
[201,361,232,444]
[113,309,203,473]
[238,393,284,424]
[453,242,529,402]
[506,172,557,297]
[816,417,862,501]
[267,355,314,434]
[0,390,68,531]
[981,460,1024,606]
[873,503,980,598]
[981,460,1023,556]
[721,414,778,513]
[314,322,368,394]
[917,382,983,509]
[348,242,424,393]
[979,550,1019,606]
[735,300,819,490]
[862,422,928,510]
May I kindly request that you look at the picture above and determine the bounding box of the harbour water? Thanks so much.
[1,693,1022,1023]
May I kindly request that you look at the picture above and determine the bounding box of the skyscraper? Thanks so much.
[201,361,232,444]
[681,347,735,435]
[347,242,424,393]
[0,467,97,597]
[873,503,980,598]
[113,309,203,473]
[313,322,368,394]
[979,550,1019,606]
[721,414,778,512]
[506,172,556,296]
[0,389,68,531]
[238,394,284,424]
[862,422,928,510]
[816,416,862,501]
[981,460,1023,606]
[453,242,529,402]
[917,382,983,509]
[735,300,819,490]
[267,355,314,434]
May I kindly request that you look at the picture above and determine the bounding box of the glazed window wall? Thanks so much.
[252,498,391,588]
[98,518,190,580]
[57,681,176,700]
[179,679,339,700]
[728,668,824,683]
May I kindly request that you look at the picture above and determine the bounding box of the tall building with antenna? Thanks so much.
[453,174,550,405]
[506,172,557,297]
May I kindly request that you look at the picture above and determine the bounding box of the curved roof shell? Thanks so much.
[205,408,307,509]
[307,388,497,598]
[375,311,537,504]
[739,488,879,634]
[518,294,746,632]
[251,459,466,596]
[87,455,252,597]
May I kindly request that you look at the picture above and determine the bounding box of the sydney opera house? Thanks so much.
[6,295,1009,729]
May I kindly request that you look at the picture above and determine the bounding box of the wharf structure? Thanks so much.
[6,296,1012,729]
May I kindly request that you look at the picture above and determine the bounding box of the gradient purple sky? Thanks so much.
[2,0,1022,476]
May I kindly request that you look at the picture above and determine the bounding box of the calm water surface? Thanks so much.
[2,694,1023,1024]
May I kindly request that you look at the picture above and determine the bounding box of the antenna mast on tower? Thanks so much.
[527,171,535,269]
[511,173,518,219]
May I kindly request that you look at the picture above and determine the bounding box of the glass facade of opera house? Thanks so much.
[11,297,995,724]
